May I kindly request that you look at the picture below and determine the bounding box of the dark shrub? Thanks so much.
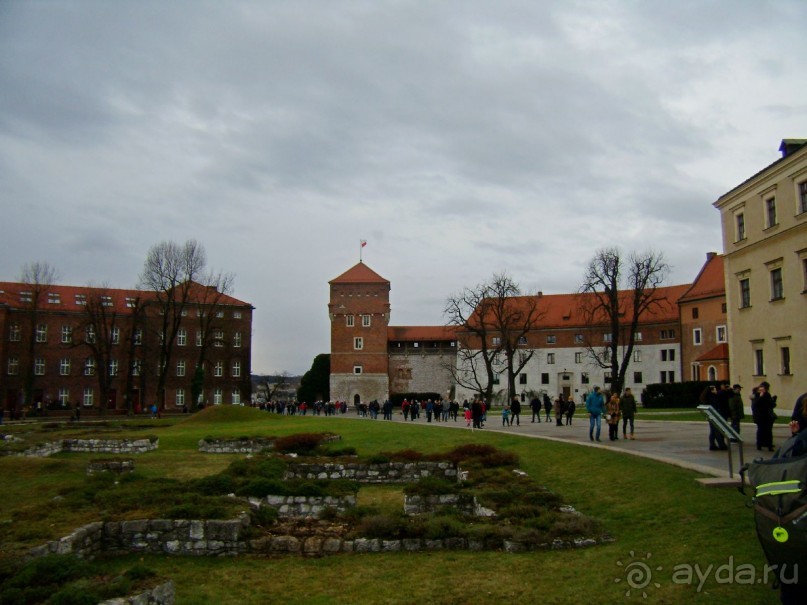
[321,446,357,457]
[273,433,329,453]
[423,515,464,540]
[296,482,325,497]
[251,506,278,527]
[381,449,423,462]
[403,477,459,497]
[366,453,390,464]
[352,514,406,539]
[48,582,99,605]
[124,564,156,582]
[193,474,238,496]
[236,478,289,498]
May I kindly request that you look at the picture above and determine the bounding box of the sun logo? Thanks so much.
[615,551,663,598]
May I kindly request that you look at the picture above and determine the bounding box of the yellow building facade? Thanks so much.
[713,139,807,409]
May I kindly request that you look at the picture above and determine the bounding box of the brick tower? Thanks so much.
[328,262,390,404]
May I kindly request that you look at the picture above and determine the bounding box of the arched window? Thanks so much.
[707,366,717,381]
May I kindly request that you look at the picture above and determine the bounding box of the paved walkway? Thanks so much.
[348,411,794,479]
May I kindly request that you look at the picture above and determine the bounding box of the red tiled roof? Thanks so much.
[678,254,725,303]
[329,262,389,285]
[696,343,729,362]
[468,284,691,330]
[388,326,459,342]
[0,281,251,314]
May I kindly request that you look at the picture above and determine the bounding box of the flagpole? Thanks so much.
[359,240,363,263]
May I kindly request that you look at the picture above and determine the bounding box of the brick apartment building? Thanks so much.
[0,281,253,415]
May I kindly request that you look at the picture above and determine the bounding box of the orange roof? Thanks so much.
[468,284,690,330]
[0,281,251,314]
[329,262,389,285]
[388,326,459,342]
[678,253,725,303]
[696,343,729,362]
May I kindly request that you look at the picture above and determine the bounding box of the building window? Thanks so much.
[721,303,727,314]
[36,324,47,343]
[603,333,612,343]
[546,335,556,344]
[34,358,45,376]
[61,325,73,344]
[215,310,224,318]
[84,358,96,376]
[754,349,765,376]
[196,331,203,347]
[176,360,186,377]
[125,297,137,308]
[176,389,185,407]
[735,212,746,241]
[604,372,612,384]
[354,337,363,350]
[214,330,224,347]
[233,310,242,319]
[541,373,549,385]
[134,328,143,346]
[633,350,642,363]
[781,347,791,375]
[213,389,223,405]
[575,352,583,364]
[575,334,584,344]
[232,361,241,377]
[765,197,777,228]
[739,278,751,308]
[519,374,527,385]
[86,326,96,344]
[7,356,19,375]
[660,371,668,384]
[232,390,241,405]
[58,388,69,405]
[799,181,807,214]
[233,332,242,348]
[693,328,702,345]
[634,332,642,342]
[518,336,528,345]
[353,365,363,374]
[492,374,500,385]
[547,353,555,364]
[581,372,589,384]
[346,315,355,327]
[492,337,501,346]
[83,388,94,406]
[48,292,60,304]
[19,291,32,303]
[9,322,21,342]
[362,315,371,327]
[109,359,118,376]
[75,293,86,306]
[716,326,727,344]
[634,371,643,384]
[132,360,141,377]
[177,329,187,346]
[214,361,223,377]
[691,363,701,381]
[60,358,71,376]
[692,307,699,319]
[101,295,113,307]
[770,268,784,301]
[661,349,675,362]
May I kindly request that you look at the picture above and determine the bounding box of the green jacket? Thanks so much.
[729,393,745,420]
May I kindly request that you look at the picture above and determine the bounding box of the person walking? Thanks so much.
[510,397,521,426]
[620,387,637,440]
[606,393,621,441]
[554,395,564,426]
[501,403,510,427]
[585,387,605,442]
[530,397,542,423]
[543,393,552,422]
[565,398,575,425]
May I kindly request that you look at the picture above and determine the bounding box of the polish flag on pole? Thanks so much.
[359,239,367,262]
[360,240,367,247]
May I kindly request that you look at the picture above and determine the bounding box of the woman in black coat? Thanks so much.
[752,381,776,452]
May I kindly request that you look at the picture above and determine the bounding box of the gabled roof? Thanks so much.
[329,262,389,285]
[678,254,725,303]
[0,281,251,314]
[696,343,729,363]
[388,326,459,342]
[467,284,691,330]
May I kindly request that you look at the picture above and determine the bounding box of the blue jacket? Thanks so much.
[585,391,606,415]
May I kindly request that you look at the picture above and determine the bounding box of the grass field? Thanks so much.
[1,407,782,604]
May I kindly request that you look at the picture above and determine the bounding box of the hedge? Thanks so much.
[640,381,722,408]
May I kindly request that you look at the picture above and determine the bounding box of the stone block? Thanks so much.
[189,521,205,540]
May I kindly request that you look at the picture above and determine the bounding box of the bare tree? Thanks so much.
[189,270,236,407]
[262,372,291,402]
[578,247,670,394]
[446,273,544,404]
[138,240,207,408]
[73,284,121,415]
[19,262,59,407]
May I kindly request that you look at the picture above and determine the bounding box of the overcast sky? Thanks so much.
[1,1,805,375]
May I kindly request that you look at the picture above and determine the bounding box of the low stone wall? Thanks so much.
[87,459,135,475]
[198,438,275,454]
[15,438,158,458]
[284,461,458,483]
[403,493,494,517]
[255,495,356,518]
[98,580,175,605]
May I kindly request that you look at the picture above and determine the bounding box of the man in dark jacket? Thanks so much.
[620,388,637,440]
[510,397,522,426]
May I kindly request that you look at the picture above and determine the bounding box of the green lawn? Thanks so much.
[2,407,781,604]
